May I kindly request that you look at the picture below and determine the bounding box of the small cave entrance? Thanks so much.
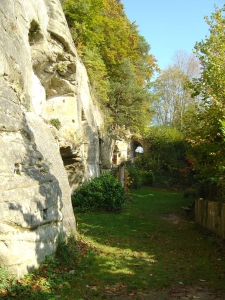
[59,144,84,193]
[59,145,76,167]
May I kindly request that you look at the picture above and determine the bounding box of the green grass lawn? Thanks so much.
[2,188,225,299]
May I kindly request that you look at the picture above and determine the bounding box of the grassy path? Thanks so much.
[61,188,225,299]
[2,188,225,299]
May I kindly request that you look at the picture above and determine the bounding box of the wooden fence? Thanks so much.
[195,198,225,239]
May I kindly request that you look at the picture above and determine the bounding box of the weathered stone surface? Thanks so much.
[43,60,103,192]
[0,0,129,278]
[0,0,81,277]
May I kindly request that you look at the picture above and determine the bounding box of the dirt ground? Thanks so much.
[142,285,224,300]
[110,285,224,300]
[162,213,185,223]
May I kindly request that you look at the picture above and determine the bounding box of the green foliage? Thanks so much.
[62,0,157,133]
[55,234,75,264]
[29,21,40,36]
[72,172,126,212]
[108,58,152,131]
[0,264,11,291]
[140,170,155,186]
[62,0,105,52]
[126,162,154,189]
[50,118,61,130]
[82,47,110,103]
[186,5,225,201]
[126,164,142,189]
[191,5,225,103]
[143,126,190,188]
[2,190,225,298]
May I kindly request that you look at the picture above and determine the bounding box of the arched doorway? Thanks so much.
[130,140,144,159]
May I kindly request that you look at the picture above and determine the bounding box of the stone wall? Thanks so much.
[0,0,102,277]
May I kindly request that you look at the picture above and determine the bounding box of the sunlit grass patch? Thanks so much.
[2,188,225,299]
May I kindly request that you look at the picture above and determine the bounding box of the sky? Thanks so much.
[121,0,224,70]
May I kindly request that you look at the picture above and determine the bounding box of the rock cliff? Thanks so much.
[0,0,102,277]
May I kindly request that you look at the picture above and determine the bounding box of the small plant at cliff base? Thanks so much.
[0,264,11,292]
[72,172,126,212]
[55,234,76,264]
[49,118,61,130]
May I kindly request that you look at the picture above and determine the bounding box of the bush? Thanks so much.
[126,164,142,189]
[55,234,76,264]
[126,162,155,189]
[141,170,155,186]
[72,172,126,212]
[137,126,191,189]
[0,264,11,292]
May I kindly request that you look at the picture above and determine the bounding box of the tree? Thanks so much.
[108,59,152,131]
[152,51,200,129]
[138,126,189,188]
[172,50,200,79]
[186,5,225,201]
[82,47,110,104]
[62,0,157,133]
[62,0,105,54]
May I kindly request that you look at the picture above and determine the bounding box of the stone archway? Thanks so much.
[130,139,144,160]
[129,135,152,161]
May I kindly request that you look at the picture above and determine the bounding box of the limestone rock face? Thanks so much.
[0,0,102,277]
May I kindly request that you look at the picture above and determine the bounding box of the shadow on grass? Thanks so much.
[2,188,225,299]
[69,188,225,298]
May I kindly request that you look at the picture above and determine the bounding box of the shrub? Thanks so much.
[0,264,11,292]
[55,234,76,264]
[126,162,155,189]
[50,118,61,130]
[126,164,142,189]
[138,126,191,189]
[72,172,126,212]
[141,170,155,186]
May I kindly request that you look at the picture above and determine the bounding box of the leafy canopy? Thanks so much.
[186,5,225,201]
[151,51,200,129]
[62,0,157,133]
